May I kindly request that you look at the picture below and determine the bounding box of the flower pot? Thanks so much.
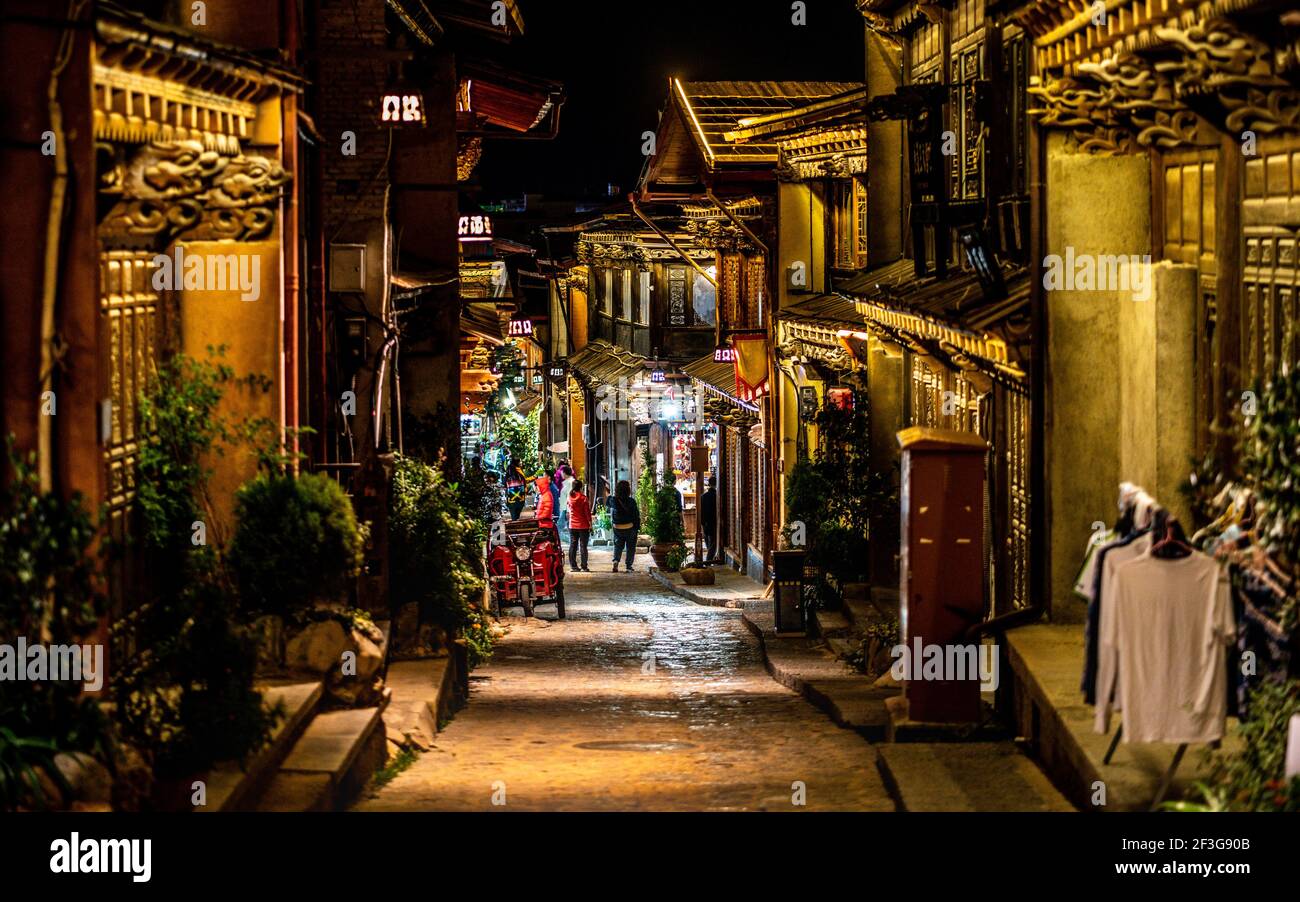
[680,566,715,586]
[650,543,676,570]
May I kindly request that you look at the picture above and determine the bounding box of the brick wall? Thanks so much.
[316,0,391,232]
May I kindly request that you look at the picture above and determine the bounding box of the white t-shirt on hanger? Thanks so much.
[1092,532,1153,728]
[1098,551,1235,744]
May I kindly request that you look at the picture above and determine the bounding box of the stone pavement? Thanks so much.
[355,546,894,812]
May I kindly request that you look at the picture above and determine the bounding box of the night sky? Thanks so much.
[475,0,867,200]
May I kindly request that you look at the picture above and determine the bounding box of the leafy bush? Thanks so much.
[229,472,365,616]
[1175,678,1300,812]
[637,441,658,536]
[497,407,540,477]
[664,543,688,572]
[389,454,491,665]
[457,458,501,542]
[0,439,108,809]
[1239,367,1300,630]
[785,395,895,601]
[115,351,283,784]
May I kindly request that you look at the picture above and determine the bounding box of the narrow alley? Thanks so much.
[359,548,893,812]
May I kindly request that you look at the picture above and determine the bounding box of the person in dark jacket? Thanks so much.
[608,479,641,572]
[504,457,527,521]
[699,475,718,563]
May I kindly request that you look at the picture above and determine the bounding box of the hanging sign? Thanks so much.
[380,92,426,125]
[508,317,533,337]
[458,215,494,242]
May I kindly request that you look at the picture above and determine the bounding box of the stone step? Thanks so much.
[203,680,324,812]
[382,656,458,747]
[257,706,385,811]
[877,742,1076,812]
[254,773,333,813]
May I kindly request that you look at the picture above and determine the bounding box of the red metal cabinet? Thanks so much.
[897,426,988,723]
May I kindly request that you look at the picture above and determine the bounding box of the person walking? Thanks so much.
[504,456,527,521]
[533,474,555,530]
[557,464,575,542]
[567,477,592,571]
[608,479,641,572]
[700,475,718,563]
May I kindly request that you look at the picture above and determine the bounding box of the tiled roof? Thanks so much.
[566,340,647,388]
[676,80,862,167]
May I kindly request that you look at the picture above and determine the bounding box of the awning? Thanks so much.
[682,354,758,412]
[513,393,543,416]
[461,301,505,344]
[392,269,457,300]
[831,259,1032,385]
[566,339,647,388]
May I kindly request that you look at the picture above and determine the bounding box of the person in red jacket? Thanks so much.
[567,478,592,571]
[533,474,555,529]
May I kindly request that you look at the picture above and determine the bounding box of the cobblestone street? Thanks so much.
[358,549,894,812]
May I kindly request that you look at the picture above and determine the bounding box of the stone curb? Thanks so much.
[646,566,747,608]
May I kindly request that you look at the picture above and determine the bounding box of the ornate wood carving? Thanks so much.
[99,140,289,249]
[1028,15,1300,153]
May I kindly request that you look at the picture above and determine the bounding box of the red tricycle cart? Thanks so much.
[487,518,566,618]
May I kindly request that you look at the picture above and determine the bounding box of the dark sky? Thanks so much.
[474,0,866,199]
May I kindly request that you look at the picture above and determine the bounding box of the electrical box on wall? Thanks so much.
[329,243,366,292]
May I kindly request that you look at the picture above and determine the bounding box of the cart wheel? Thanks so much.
[555,585,566,620]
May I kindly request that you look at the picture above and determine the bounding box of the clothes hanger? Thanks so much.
[1150,514,1194,559]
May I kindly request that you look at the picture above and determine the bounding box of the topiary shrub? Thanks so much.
[229,472,365,617]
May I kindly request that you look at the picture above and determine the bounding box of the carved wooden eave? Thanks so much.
[99,141,290,250]
[575,233,713,267]
[856,0,942,37]
[94,13,303,156]
[1020,1,1300,153]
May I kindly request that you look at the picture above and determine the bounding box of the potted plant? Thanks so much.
[649,478,686,569]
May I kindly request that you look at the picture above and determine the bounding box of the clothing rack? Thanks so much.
[1089,483,1228,811]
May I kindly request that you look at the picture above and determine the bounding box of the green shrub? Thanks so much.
[229,472,365,616]
[784,395,894,600]
[496,407,540,477]
[115,350,283,784]
[0,438,108,809]
[389,454,491,665]
[637,441,658,535]
[1175,678,1300,812]
[650,478,685,545]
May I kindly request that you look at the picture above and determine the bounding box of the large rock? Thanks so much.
[285,620,352,674]
[353,632,384,682]
[52,751,113,805]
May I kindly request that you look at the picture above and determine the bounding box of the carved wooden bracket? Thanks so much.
[1029,17,1300,154]
[99,140,290,249]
